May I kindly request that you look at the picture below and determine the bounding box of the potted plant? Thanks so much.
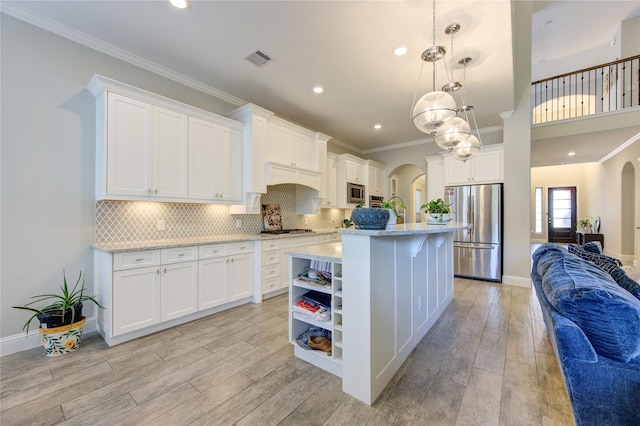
[421,198,453,224]
[578,217,592,233]
[13,270,103,357]
[383,197,407,226]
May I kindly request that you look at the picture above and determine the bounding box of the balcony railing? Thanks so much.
[531,55,639,124]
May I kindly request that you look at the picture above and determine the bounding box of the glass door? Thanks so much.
[548,187,576,243]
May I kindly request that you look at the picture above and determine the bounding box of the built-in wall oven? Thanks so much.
[347,182,366,205]
[369,195,384,208]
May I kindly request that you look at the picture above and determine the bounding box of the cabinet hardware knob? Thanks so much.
[155,189,158,194]
[157,269,160,274]
[164,268,167,273]
[230,258,234,263]
[178,253,184,257]
[136,258,143,262]
[148,188,152,194]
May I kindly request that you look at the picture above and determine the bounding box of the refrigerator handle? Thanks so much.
[467,193,473,235]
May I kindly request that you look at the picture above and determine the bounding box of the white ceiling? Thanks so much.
[3,0,639,164]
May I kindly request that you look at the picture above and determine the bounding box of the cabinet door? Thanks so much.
[443,156,472,185]
[153,107,188,198]
[346,160,365,183]
[291,132,315,170]
[161,261,198,321]
[325,156,338,207]
[199,257,228,310]
[266,123,291,165]
[368,167,384,195]
[228,253,254,301]
[217,126,243,201]
[471,149,503,183]
[189,117,219,200]
[107,93,153,196]
[113,266,160,335]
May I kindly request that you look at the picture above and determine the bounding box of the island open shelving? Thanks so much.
[287,242,342,377]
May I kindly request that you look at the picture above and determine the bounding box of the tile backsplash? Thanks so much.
[95,184,345,244]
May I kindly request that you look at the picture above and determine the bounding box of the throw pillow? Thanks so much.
[582,241,602,254]
[567,244,622,274]
[610,267,640,301]
[540,254,640,362]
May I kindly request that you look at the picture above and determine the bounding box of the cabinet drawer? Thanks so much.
[113,250,160,271]
[161,246,198,264]
[279,235,318,248]
[199,244,229,259]
[262,276,280,293]
[262,264,279,281]
[230,241,253,254]
[262,240,280,251]
[262,250,280,265]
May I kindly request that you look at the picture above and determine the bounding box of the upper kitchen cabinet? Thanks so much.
[189,117,243,202]
[320,152,338,208]
[366,160,385,196]
[266,117,317,171]
[100,92,189,199]
[87,74,244,203]
[442,144,503,185]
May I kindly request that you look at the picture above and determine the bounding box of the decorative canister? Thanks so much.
[350,208,390,230]
[38,317,86,357]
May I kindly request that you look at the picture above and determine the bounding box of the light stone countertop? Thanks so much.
[338,222,469,236]
[94,228,339,253]
[284,242,342,263]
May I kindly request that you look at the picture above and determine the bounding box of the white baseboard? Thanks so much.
[502,275,532,288]
[0,318,97,357]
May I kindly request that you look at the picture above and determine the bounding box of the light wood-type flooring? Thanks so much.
[0,278,574,425]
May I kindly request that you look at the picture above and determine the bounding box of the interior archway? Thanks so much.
[387,164,426,223]
[621,161,635,262]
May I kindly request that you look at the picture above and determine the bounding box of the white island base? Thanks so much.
[286,224,464,406]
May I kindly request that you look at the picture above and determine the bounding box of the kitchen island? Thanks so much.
[286,223,467,405]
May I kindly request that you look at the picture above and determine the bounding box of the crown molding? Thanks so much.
[1,2,246,107]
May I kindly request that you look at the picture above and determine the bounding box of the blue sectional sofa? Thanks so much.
[531,243,640,426]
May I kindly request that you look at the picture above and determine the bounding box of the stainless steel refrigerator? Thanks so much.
[445,183,503,282]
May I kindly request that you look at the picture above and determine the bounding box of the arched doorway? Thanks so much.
[388,164,426,223]
[621,161,635,263]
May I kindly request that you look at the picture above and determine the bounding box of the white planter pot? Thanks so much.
[426,213,452,224]
[386,209,397,228]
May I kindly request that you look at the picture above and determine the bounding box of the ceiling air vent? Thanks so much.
[246,49,274,68]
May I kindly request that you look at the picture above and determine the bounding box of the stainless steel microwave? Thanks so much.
[347,182,366,204]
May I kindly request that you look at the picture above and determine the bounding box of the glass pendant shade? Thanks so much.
[434,117,470,150]
[411,91,457,134]
[450,135,481,161]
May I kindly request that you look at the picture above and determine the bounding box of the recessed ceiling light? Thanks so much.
[374,124,382,130]
[393,44,408,56]
[170,0,189,9]
[568,152,576,156]
[313,86,324,94]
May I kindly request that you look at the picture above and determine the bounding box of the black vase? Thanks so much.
[37,303,83,329]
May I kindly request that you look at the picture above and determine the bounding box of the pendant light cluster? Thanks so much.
[410,0,482,162]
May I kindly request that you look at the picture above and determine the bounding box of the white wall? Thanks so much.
[0,14,238,339]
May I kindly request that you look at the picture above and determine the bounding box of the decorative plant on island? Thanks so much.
[421,198,453,224]
[13,270,103,356]
[383,197,407,224]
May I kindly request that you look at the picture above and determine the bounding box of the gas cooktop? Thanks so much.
[260,229,315,235]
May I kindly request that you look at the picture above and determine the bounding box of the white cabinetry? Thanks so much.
[189,117,243,202]
[345,158,366,183]
[88,74,243,204]
[320,153,338,208]
[110,246,197,336]
[366,160,385,196]
[336,154,369,207]
[266,118,316,171]
[443,145,503,185]
[95,241,254,346]
[102,92,189,199]
[199,242,254,309]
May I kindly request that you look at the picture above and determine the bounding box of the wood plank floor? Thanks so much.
[0,278,574,425]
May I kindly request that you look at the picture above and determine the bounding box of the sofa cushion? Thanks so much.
[540,254,640,362]
[610,267,640,301]
[568,244,622,274]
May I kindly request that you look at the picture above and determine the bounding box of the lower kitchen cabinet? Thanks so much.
[95,241,253,346]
